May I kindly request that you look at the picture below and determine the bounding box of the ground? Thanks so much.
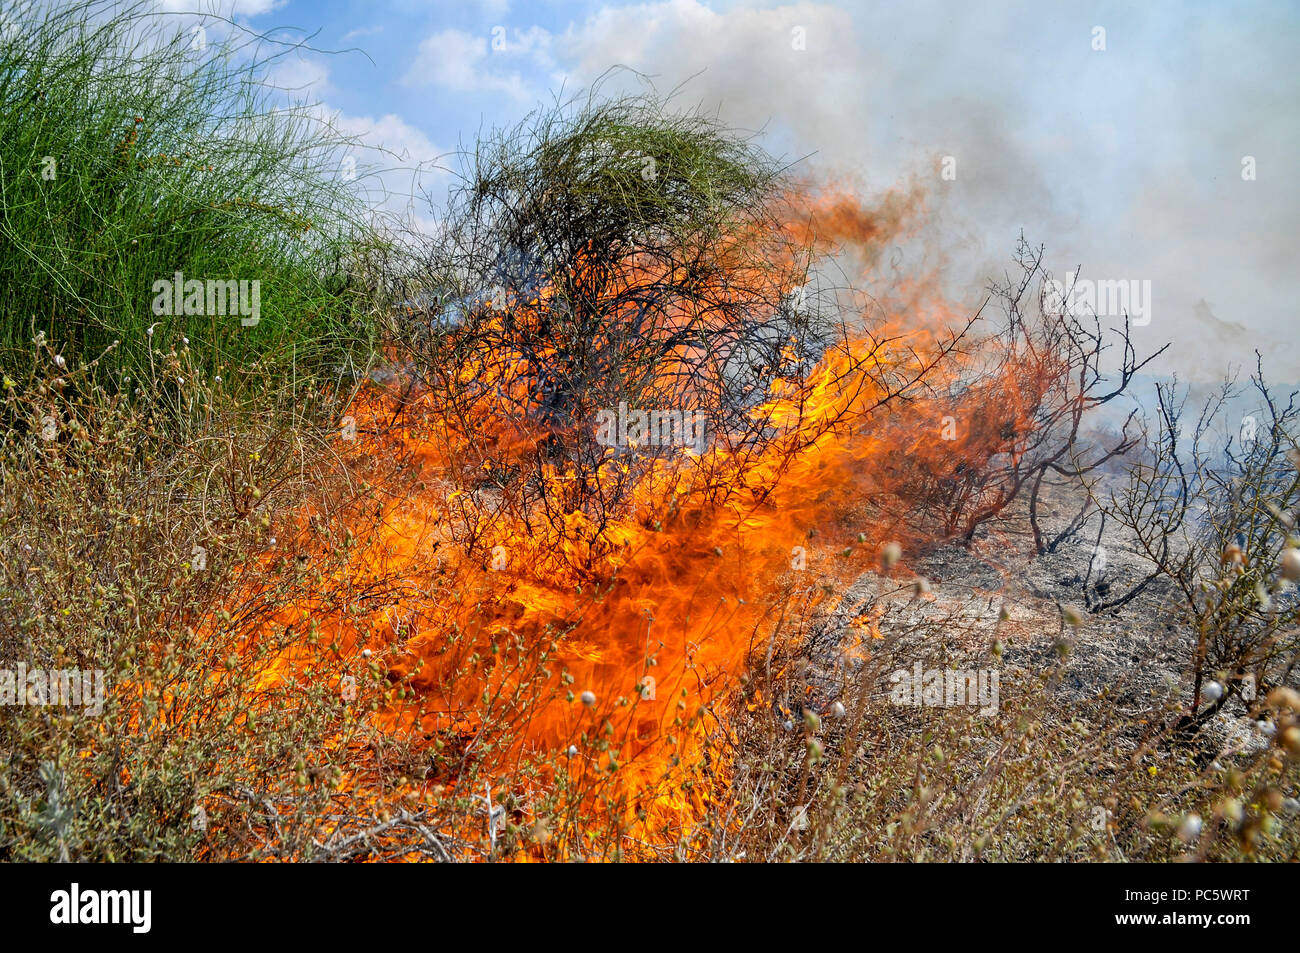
[805,477,1270,760]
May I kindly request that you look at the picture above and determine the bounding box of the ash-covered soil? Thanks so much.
[805,478,1269,754]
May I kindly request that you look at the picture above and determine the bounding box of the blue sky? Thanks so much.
[156,0,1300,384]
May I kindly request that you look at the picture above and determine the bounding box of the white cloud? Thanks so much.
[401,26,548,100]
[316,107,450,229]
[331,111,446,169]
[266,64,446,174]
[154,0,283,18]
[342,24,384,42]
[266,56,332,99]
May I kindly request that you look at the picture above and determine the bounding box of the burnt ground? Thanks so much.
[805,477,1272,757]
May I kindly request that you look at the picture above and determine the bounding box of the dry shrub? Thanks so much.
[0,333,406,860]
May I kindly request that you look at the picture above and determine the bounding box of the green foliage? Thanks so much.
[0,0,377,399]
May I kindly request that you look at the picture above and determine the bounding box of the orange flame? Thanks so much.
[226,188,1056,857]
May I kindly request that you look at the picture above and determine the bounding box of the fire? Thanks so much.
[223,189,1055,858]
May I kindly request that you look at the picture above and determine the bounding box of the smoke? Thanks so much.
[545,0,1300,384]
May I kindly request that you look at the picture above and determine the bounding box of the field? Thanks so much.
[1,1,1297,865]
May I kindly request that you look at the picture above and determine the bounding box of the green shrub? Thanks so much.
[0,0,378,404]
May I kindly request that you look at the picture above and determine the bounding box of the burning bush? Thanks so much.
[236,91,1155,857]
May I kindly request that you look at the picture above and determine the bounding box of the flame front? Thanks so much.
[230,190,1057,857]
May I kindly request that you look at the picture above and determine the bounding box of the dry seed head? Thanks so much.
[1281,725,1300,755]
[1266,686,1300,712]
[879,541,902,570]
